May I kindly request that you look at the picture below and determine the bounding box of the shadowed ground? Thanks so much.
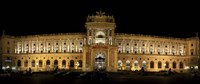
[0,72,199,84]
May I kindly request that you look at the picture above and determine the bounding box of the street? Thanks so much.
[0,72,198,84]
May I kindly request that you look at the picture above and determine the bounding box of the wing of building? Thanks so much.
[0,10,199,72]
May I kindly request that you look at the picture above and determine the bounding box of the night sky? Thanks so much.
[0,1,199,38]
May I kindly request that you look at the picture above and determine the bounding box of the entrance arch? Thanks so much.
[95,53,106,71]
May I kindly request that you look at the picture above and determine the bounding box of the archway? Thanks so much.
[118,60,122,70]
[134,61,139,70]
[126,60,131,70]
[95,31,106,44]
[142,61,146,69]
[46,60,50,71]
[70,60,74,68]
[54,60,58,69]
[95,52,106,71]
[17,60,21,67]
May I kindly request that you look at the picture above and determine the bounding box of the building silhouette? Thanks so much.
[0,10,199,72]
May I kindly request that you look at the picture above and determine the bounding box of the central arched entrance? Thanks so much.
[95,53,106,71]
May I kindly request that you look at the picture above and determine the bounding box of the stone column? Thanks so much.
[90,49,94,71]
[29,41,31,53]
[15,44,17,53]
[51,40,54,53]
[21,41,24,53]
[31,41,33,53]
[114,48,118,72]
[59,39,62,53]
[82,46,87,71]
[67,39,70,52]
[107,48,110,71]
[43,40,45,53]
[36,40,39,53]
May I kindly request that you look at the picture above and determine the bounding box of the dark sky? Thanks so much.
[0,1,199,38]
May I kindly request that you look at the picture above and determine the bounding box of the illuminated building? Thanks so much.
[0,10,199,72]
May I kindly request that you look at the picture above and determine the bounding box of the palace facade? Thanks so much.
[0,11,199,72]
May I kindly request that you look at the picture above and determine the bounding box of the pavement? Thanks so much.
[0,72,199,84]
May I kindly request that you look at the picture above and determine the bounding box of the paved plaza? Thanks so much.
[0,72,199,84]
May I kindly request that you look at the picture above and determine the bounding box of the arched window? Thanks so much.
[17,60,21,67]
[54,60,58,67]
[126,60,130,66]
[46,60,50,66]
[70,60,74,67]
[173,62,176,68]
[97,35,104,38]
[32,60,35,67]
[118,60,122,70]
[142,61,146,68]
[78,60,82,67]
[95,31,105,38]
[24,60,28,67]
[165,61,169,68]
[62,60,66,68]
[150,61,154,68]
[134,61,139,69]
[95,31,106,43]
[39,60,43,67]
[179,62,183,69]
[158,61,162,68]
